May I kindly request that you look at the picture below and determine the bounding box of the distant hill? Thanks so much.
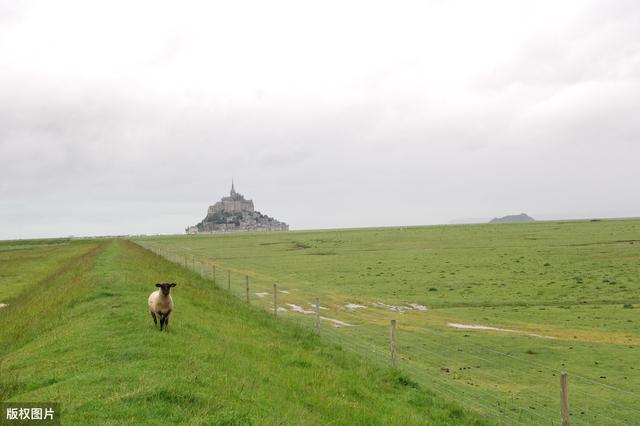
[489,213,535,224]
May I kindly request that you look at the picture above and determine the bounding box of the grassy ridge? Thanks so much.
[0,239,484,425]
[135,219,640,425]
[0,238,97,302]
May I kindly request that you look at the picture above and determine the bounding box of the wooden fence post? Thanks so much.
[227,270,231,291]
[273,283,278,316]
[561,372,570,426]
[315,298,320,335]
[212,265,216,283]
[390,319,397,368]
[245,275,250,303]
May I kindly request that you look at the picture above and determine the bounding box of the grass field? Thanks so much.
[0,238,483,425]
[135,219,640,425]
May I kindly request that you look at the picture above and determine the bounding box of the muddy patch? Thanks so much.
[448,322,556,339]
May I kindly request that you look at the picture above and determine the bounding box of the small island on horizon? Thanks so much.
[489,213,535,224]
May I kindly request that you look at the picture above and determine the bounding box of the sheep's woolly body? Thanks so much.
[148,290,173,316]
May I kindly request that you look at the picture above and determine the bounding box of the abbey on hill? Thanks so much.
[186,182,289,234]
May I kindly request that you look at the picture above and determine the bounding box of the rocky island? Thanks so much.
[186,182,289,234]
[489,213,535,224]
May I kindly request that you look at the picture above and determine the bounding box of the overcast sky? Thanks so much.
[1,0,639,239]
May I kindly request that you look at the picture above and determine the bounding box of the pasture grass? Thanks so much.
[135,219,640,425]
[0,238,95,302]
[0,239,483,425]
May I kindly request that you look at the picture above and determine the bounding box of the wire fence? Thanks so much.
[135,240,640,426]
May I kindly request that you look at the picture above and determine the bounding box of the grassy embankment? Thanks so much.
[136,219,640,425]
[0,238,483,425]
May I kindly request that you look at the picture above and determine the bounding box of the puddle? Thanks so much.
[307,302,328,310]
[284,303,353,327]
[407,303,427,311]
[321,316,354,327]
[255,292,269,298]
[345,303,367,310]
[371,302,410,313]
[370,301,428,313]
[448,323,511,332]
[285,303,315,314]
[447,322,556,339]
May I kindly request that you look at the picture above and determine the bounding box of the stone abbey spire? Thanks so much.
[186,182,289,234]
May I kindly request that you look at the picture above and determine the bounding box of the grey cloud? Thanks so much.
[1,1,639,239]
[477,2,640,90]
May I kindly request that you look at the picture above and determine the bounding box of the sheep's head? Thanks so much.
[155,282,176,296]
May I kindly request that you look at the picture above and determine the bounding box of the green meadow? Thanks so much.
[0,238,483,425]
[135,219,640,425]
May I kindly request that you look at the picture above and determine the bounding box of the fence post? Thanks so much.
[315,298,320,335]
[390,319,397,368]
[561,372,570,426]
[212,265,216,283]
[245,275,250,303]
[273,283,278,316]
[227,270,231,291]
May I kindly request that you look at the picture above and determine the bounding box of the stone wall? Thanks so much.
[208,199,255,215]
[195,211,288,233]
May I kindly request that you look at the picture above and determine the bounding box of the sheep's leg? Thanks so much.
[150,311,157,327]
[164,316,169,331]
[159,316,166,331]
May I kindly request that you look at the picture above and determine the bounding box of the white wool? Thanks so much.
[148,290,174,316]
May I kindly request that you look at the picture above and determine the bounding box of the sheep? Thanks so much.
[148,282,176,331]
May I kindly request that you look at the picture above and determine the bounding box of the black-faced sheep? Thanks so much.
[148,283,176,331]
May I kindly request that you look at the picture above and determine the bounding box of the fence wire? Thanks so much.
[135,240,640,426]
